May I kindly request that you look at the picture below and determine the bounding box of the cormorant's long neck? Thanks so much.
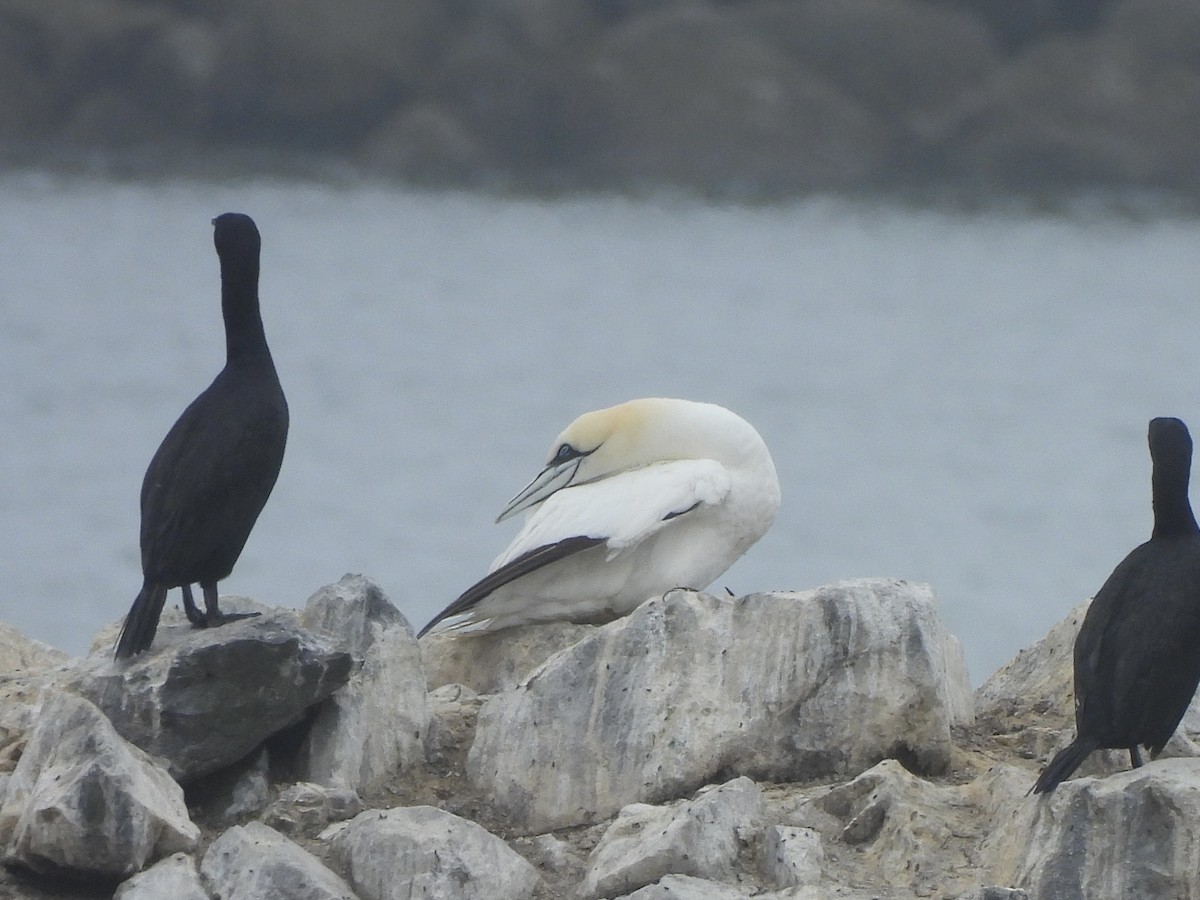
[1152,462,1199,538]
[221,259,270,364]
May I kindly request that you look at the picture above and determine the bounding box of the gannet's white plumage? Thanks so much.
[419,398,780,637]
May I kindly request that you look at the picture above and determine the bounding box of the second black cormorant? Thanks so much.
[1031,416,1200,793]
[114,213,289,660]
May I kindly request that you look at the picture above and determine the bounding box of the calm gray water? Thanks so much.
[3,174,1200,684]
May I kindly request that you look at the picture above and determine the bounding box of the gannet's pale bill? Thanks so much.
[419,398,781,637]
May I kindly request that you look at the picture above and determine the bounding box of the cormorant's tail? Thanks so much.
[1029,736,1099,794]
[114,584,169,659]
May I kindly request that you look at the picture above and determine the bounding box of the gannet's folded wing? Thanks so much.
[494,458,732,568]
[418,459,731,637]
[417,534,604,636]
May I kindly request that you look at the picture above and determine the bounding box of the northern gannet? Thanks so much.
[419,397,780,636]
[115,213,289,659]
[1032,417,1200,793]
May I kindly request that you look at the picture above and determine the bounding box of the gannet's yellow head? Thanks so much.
[496,398,774,521]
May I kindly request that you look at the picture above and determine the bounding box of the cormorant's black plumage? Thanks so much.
[1032,417,1200,793]
[114,213,288,659]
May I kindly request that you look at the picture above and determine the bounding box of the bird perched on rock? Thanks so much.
[419,397,780,637]
[115,213,289,659]
[1032,416,1200,793]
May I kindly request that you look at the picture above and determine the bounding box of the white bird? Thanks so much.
[419,398,781,637]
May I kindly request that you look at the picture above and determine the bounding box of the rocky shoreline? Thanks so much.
[1,575,1197,899]
[3,0,1200,201]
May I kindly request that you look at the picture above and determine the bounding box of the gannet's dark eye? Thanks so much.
[553,443,579,463]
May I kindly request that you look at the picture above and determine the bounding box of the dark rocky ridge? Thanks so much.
[2,0,1199,201]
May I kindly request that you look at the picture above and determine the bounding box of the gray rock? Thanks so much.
[468,581,971,832]
[71,606,353,782]
[295,575,427,793]
[0,689,198,879]
[986,758,1200,900]
[262,782,363,836]
[328,805,540,900]
[580,777,765,899]
[614,874,753,899]
[187,747,271,824]
[200,821,357,900]
[420,620,594,693]
[114,852,208,900]
[761,825,824,889]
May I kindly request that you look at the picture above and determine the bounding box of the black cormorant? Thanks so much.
[1031,416,1200,793]
[114,213,289,659]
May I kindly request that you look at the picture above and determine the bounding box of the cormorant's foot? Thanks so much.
[189,610,262,630]
[181,585,206,626]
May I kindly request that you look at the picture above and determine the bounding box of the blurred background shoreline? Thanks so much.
[3,0,1199,206]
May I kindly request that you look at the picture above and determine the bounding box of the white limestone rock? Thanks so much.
[974,600,1083,763]
[424,683,482,771]
[0,627,67,778]
[113,852,208,900]
[0,689,198,879]
[512,832,585,883]
[0,676,48,776]
[200,821,357,900]
[468,581,972,832]
[580,777,765,899]
[71,607,354,782]
[758,890,917,899]
[985,758,1200,899]
[613,873,753,899]
[421,620,595,693]
[761,825,824,889]
[328,805,540,900]
[0,622,68,674]
[808,760,972,889]
[296,575,428,793]
[771,760,1032,899]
